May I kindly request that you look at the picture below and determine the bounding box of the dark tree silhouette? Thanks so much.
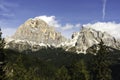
[92,40,112,80]
[0,28,5,80]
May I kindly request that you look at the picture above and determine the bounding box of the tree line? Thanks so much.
[0,29,120,80]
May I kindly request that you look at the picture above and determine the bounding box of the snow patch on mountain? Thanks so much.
[62,27,120,54]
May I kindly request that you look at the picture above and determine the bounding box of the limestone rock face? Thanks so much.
[5,17,120,53]
[5,38,50,52]
[63,27,120,53]
[5,18,66,52]
[12,18,66,45]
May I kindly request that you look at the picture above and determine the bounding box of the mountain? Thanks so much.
[5,17,120,53]
[12,18,66,45]
[61,27,120,53]
[5,17,66,52]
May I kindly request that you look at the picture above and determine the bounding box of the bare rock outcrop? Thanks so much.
[63,27,120,53]
[12,18,66,45]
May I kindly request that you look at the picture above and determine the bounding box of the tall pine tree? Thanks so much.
[92,40,112,80]
[0,28,5,80]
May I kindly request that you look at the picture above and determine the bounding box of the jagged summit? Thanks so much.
[62,27,120,53]
[5,17,66,52]
[5,17,120,53]
[12,18,66,45]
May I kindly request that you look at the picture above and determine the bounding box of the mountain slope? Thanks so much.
[62,27,120,53]
[5,17,120,53]
[12,18,66,45]
[5,18,66,52]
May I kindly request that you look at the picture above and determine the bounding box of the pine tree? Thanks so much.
[92,40,112,80]
[55,66,71,80]
[0,28,5,80]
[66,59,90,80]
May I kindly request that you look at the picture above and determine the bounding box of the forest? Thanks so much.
[0,32,120,80]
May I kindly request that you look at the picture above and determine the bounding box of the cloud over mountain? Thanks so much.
[2,27,16,38]
[1,15,120,39]
[83,22,120,39]
[0,0,18,18]
[35,15,81,38]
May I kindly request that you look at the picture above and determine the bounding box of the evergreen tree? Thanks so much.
[55,66,71,80]
[67,60,90,80]
[0,28,5,80]
[92,40,112,80]
[76,60,90,80]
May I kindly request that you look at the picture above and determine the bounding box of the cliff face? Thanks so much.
[5,17,120,53]
[5,18,66,52]
[62,27,120,53]
[12,18,66,45]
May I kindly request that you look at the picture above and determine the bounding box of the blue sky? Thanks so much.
[0,0,120,38]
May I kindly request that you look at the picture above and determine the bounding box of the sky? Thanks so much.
[0,0,120,38]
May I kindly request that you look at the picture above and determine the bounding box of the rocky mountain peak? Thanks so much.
[25,18,48,28]
[64,27,120,53]
[4,17,120,54]
[5,17,67,52]
[12,18,66,45]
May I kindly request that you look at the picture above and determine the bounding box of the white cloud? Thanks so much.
[1,27,17,38]
[0,13,14,17]
[0,0,18,18]
[83,22,120,39]
[61,24,73,31]
[0,20,17,37]
[76,24,81,27]
[35,15,61,27]
[35,15,81,38]
[102,0,107,20]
